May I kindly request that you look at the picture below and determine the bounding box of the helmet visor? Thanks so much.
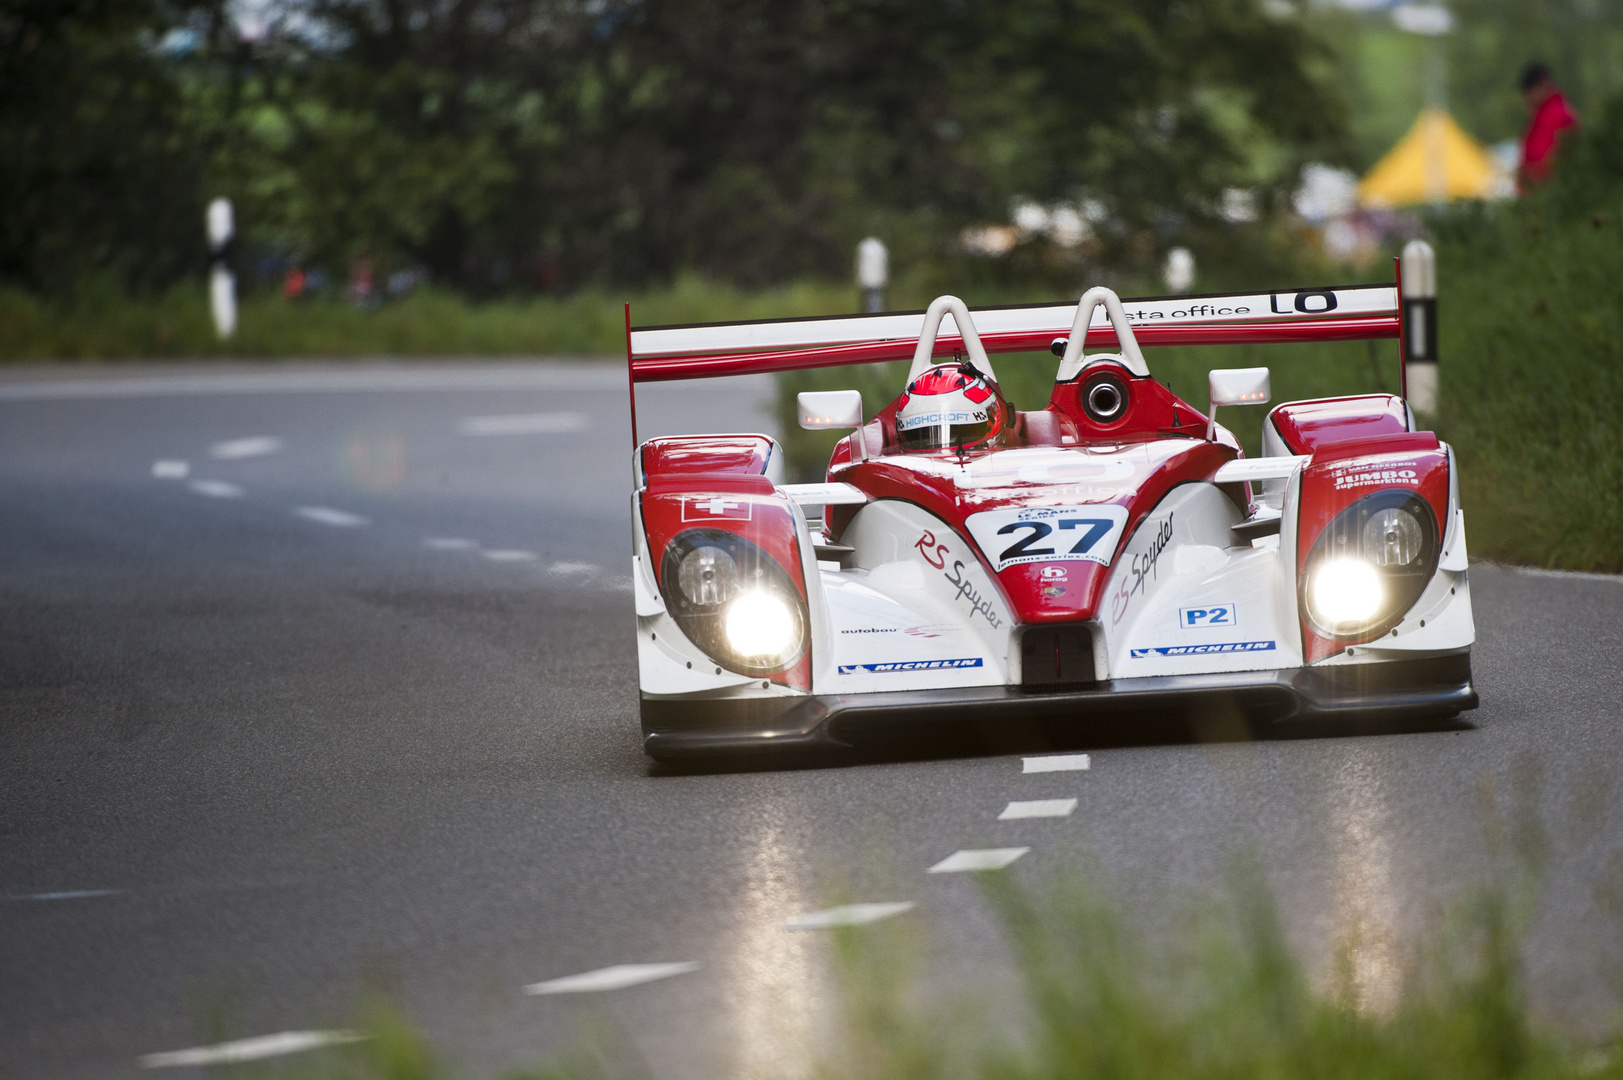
[896,410,995,450]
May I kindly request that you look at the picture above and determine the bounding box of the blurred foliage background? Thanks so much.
[2,0,1621,569]
[1,0,1619,309]
[3,0,1349,301]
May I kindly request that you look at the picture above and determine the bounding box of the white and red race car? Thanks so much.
[625,282,1476,759]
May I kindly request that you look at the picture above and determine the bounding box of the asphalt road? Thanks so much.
[3,361,1622,1079]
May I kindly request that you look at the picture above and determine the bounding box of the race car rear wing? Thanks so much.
[624,275,1408,443]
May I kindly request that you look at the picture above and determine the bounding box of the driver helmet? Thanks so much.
[895,363,1007,451]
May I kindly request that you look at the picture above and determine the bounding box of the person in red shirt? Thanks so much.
[1519,62,1579,191]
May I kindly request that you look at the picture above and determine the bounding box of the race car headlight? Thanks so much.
[724,591,798,659]
[1361,507,1424,567]
[1308,559,1384,628]
[660,528,808,674]
[1302,490,1439,640]
[677,545,739,606]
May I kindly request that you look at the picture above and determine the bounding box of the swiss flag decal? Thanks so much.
[681,496,753,522]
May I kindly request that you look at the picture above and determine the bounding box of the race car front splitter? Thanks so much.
[640,650,1476,759]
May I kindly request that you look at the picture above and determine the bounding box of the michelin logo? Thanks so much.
[838,658,984,674]
[1129,640,1276,659]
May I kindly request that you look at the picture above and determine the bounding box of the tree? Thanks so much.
[217,0,1347,291]
[0,0,222,294]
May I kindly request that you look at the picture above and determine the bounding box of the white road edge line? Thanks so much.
[927,848,1029,873]
[188,480,245,499]
[780,902,915,930]
[210,436,284,460]
[294,507,368,527]
[1508,565,1623,584]
[459,412,589,436]
[140,1030,366,1068]
[1022,753,1090,773]
[999,798,1078,820]
[0,367,633,401]
[151,460,189,479]
[424,537,478,550]
[524,962,700,995]
[482,549,538,562]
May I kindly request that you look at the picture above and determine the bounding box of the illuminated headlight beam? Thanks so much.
[1309,558,1384,629]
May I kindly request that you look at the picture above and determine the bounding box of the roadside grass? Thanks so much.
[0,270,1080,362]
[1431,207,1623,572]
[252,861,1618,1080]
[0,276,862,361]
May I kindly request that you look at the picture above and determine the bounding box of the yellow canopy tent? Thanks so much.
[1359,108,1506,207]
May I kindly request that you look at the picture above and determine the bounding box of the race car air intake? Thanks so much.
[1300,489,1440,640]
[659,528,809,675]
[1083,373,1129,423]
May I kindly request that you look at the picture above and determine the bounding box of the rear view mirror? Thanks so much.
[1206,367,1270,439]
[1208,367,1271,408]
[798,390,864,430]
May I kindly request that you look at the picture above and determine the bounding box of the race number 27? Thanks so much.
[995,518,1114,563]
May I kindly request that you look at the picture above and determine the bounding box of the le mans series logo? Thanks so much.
[838,658,984,674]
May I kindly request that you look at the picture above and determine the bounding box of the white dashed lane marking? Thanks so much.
[294,507,368,527]
[458,412,589,436]
[999,798,1078,820]
[424,537,478,550]
[780,902,915,930]
[209,436,284,460]
[140,1031,366,1068]
[1022,753,1091,774]
[151,460,189,479]
[188,480,245,499]
[927,848,1029,873]
[482,549,538,562]
[523,962,700,995]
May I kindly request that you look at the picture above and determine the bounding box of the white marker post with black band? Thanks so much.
[1401,239,1437,414]
[856,237,887,314]
[207,198,237,340]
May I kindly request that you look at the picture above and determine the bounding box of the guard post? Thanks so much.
[856,237,887,314]
[1401,239,1437,414]
[207,198,237,340]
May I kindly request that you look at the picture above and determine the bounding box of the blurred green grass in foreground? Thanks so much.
[248,865,1618,1080]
